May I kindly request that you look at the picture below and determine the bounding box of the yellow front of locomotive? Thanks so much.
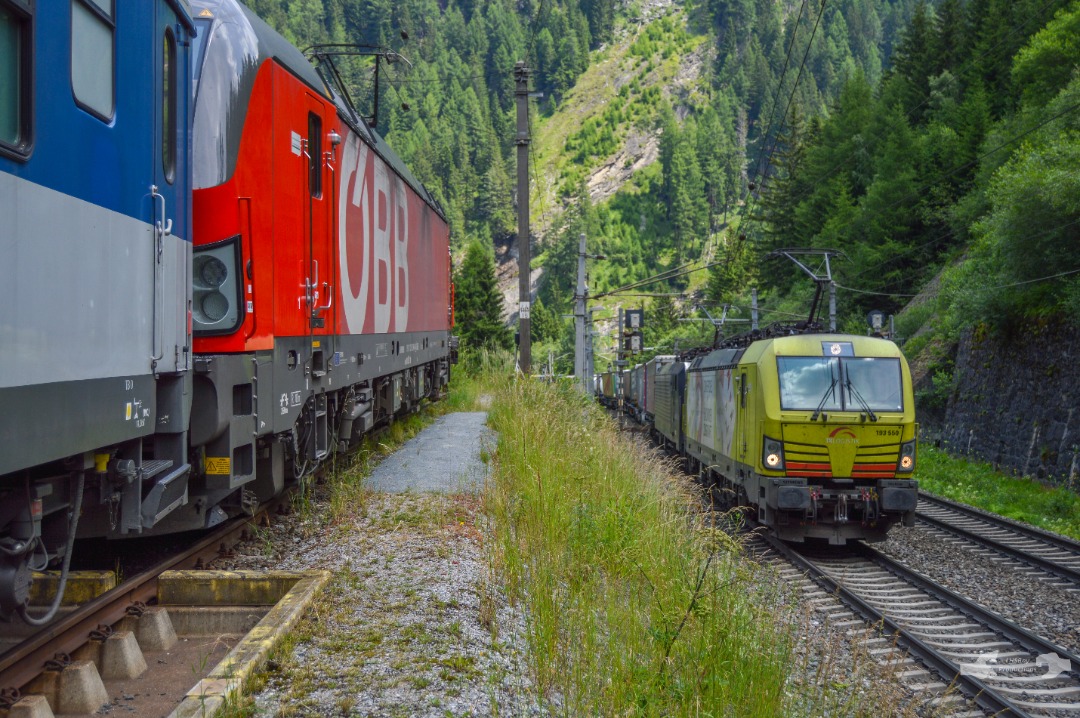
[751,334,918,543]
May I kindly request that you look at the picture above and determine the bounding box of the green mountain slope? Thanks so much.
[240,0,1073,376]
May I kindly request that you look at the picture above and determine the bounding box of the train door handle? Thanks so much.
[150,185,173,262]
[298,260,321,309]
[314,282,333,314]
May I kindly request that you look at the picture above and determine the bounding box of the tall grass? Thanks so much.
[918,446,1080,540]
[484,377,796,716]
[439,348,516,412]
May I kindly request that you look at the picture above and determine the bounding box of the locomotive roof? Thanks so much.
[191,0,445,216]
[735,333,906,364]
[689,347,745,371]
[191,0,330,188]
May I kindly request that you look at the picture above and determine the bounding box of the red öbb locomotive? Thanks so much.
[187,0,454,512]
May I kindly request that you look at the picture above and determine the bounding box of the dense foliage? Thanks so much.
[750,0,1080,340]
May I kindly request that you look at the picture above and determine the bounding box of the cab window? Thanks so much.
[71,0,114,120]
[0,0,31,156]
[162,27,177,183]
[308,112,322,197]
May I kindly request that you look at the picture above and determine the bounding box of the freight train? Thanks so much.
[607,331,918,544]
[0,0,453,622]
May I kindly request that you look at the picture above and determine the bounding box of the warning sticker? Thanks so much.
[205,457,231,475]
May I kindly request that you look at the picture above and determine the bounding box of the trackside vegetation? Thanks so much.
[917,447,1080,541]
[474,368,931,716]
[484,375,795,715]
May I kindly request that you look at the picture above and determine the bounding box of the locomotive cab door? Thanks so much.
[736,370,750,466]
[127,1,195,533]
[301,96,335,461]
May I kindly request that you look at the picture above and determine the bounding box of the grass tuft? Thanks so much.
[918,446,1080,540]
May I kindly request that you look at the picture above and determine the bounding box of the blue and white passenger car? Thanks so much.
[0,0,196,618]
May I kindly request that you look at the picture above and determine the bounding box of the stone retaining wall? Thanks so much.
[940,323,1079,485]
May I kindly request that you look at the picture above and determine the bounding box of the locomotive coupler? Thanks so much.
[835,493,849,523]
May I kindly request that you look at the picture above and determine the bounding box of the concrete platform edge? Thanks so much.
[166,570,331,718]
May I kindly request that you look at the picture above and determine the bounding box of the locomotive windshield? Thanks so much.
[778,357,903,413]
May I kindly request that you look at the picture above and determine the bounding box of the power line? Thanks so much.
[750,0,812,186]
[763,82,1080,292]
[734,0,829,248]
[755,0,828,193]
[845,96,1080,236]
[593,258,704,297]
[596,259,726,298]
[525,0,550,70]
[836,265,1080,300]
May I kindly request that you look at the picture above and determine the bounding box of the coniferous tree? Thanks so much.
[455,241,512,351]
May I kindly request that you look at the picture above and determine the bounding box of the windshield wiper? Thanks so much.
[846,378,878,422]
[810,375,838,422]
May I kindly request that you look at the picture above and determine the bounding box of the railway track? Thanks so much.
[0,501,286,700]
[916,492,1080,592]
[761,535,1080,717]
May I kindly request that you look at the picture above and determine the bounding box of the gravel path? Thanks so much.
[216,412,546,717]
[365,413,493,494]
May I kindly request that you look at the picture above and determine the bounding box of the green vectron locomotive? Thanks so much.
[659,333,918,544]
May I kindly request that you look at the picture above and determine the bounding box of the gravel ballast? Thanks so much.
[879,522,1080,656]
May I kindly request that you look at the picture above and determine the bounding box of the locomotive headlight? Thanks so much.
[897,439,916,473]
[192,235,244,334]
[762,436,785,471]
[200,291,229,322]
[196,255,228,288]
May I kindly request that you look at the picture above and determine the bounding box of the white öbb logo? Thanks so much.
[338,133,410,334]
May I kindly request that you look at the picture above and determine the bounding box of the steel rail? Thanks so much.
[919,491,1080,555]
[857,542,1080,669]
[765,534,1080,718]
[916,510,1080,587]
[0,506,274,694]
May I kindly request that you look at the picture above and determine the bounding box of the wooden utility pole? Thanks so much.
[514,61,531,374]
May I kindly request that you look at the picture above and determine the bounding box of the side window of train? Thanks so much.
[162,27,176,183]
[71,0,114,121]
[0,0,32,158]
[308,112,322,198]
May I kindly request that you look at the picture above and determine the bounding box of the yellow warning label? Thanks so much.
[312,340,321,348]
[205,457,231,475]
